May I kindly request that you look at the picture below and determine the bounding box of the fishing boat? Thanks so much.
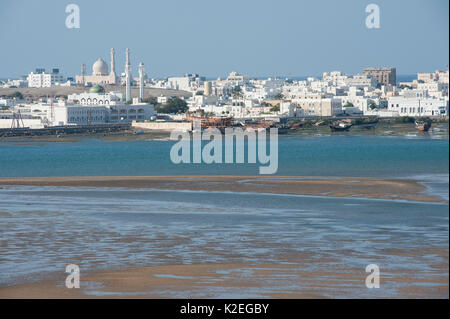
[415,119,432,132]
[275,124,289,134]
[329,120,352,132]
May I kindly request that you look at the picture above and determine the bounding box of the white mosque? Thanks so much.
[8,48,155,127]
[75,48,118,85]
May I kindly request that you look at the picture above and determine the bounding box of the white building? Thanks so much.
[167,74,205,91]
[226,71,249,85]
[388,96,448,117]
[53,103,108,126]
[75,48,118,85]
[0,110,44,128]
[14,84,156,126]
[168,77,190,91]
[1,78,28,88]
[0,98,15,107]
[27,69,64,88]
[68,88,124,106]
[66,87,155,123]
[157,96,169,104]
[279,101,295,117]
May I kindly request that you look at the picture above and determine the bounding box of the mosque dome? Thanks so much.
[89,84,105,93]
[92,58,109,75]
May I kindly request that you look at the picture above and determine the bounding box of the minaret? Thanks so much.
[81,63,86,86]
[125,48,131,102]
[110,48,116,83]
[138,62,145,102]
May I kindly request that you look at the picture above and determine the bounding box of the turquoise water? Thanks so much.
[0,135,448,178]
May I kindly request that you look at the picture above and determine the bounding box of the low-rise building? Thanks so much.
[292,96,342,117]
[387,96,448,117]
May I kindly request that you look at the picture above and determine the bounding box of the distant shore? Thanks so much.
[0,175,445,203]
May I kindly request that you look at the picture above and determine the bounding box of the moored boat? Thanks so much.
[415,119,432,132]
[330,120,352,132]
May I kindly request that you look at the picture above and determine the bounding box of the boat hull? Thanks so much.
[329,125,352,132]
[415,121,432,132]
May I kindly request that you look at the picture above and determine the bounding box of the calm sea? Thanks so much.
[0,135,448,178]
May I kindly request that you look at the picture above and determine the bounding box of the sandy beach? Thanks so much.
[0,175,448,298]
[0,175,445,203]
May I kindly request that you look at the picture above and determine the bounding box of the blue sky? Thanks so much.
[0,0,448,78]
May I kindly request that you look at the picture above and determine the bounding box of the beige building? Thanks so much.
[418,70,449,84]
[363,67,396,86]
[293,96,342,117]
[204,81,212,96]
[76,48,118,85]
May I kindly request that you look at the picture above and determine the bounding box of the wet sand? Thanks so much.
[1,254,448,299]
[0,175,445,203]
[0,175,448,298]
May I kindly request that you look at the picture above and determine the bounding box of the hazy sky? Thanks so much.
[0,0,448,78]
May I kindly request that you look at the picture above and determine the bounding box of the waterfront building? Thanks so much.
[13,83,156,127]
[53,103,109,126]
[292,96,343,117]
[0,109,43,128]
[67,84,155,123]
[279,101,295,117]
[387,96,449,117]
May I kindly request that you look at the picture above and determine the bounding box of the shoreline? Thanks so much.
[0,122,448,143]
[0,175,447,203]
